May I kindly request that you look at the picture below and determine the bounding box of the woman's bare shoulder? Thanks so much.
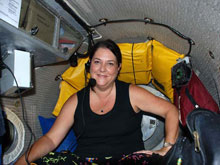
[129,84,152,95]
[59,93,78,115]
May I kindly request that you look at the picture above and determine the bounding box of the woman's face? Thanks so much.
[90,47,121,88]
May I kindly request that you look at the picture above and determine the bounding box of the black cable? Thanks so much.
[186,40,192,57]
[67,69,88,152]
[131,43,136,84]
[79,68,88,136]
[1,62,35,165]
[89,18,195,56]
[90,19,193,43]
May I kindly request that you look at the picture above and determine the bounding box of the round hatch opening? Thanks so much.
[2,107,25,165]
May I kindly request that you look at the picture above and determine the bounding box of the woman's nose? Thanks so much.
[100,63,106,72]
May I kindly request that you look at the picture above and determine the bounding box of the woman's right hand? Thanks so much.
[134,146,172,156]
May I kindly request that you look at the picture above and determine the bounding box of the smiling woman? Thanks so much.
[1,0,220,165]
[15,39,179,165]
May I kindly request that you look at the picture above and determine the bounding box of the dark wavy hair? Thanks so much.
[89,39,122,66]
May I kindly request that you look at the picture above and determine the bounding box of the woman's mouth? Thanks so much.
[97,74,107,78]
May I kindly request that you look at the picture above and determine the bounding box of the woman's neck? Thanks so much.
[91,82,115,99]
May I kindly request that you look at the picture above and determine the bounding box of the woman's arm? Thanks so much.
[15,94,78,164]
[130,85,179,156]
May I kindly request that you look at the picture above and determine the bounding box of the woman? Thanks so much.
[15,39,179,164]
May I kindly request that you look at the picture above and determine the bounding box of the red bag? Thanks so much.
[174,71,219,126]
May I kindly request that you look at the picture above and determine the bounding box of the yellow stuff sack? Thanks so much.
[150,40,185,102]
[52,57,89,116]
[117,41,152,84]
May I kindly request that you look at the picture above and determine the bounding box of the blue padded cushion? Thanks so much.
[38,116,77,152]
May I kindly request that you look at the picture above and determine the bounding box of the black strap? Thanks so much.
[185,88,199,109]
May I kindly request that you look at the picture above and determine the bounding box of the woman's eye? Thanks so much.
[94,61,100,64]
[108,63,114,66]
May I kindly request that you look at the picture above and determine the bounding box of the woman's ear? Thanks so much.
[118,63,122,72]
[117,64,122,78]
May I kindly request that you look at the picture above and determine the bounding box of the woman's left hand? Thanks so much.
[134,146,172,156]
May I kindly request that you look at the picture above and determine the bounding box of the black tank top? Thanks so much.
[73,80,144,158]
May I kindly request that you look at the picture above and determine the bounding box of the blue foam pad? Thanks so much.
[38,116,77,152]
